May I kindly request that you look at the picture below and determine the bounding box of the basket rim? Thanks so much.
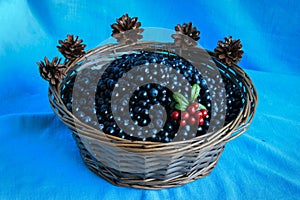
[48,41,258,149]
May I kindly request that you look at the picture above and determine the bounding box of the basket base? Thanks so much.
[72,132,224,190]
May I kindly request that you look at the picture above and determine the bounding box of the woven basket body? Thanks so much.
[48,42,257,189]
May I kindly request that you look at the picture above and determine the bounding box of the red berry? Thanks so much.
[182,111,190,120]
[171,111,180,120]
[180,120,187,126]
[196,111,203,118]
[188,106,196,114]
[188,117,196,125]
[198,117,204,125]
[201,109,208,118]
[192,102,199,109]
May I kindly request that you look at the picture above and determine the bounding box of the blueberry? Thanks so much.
[134,106,142,113]
[150,88,158,98]
[204,120,210,128]
[141,108,149,116]
[98,82,106,90]
[97,98,104,105]
[138,90,148,99]
[165,123,173,132]
[105,127,115,134]
[138,100,147,107]
[100,105,107,113]
[102,72,108,79]
[141,119,148,126]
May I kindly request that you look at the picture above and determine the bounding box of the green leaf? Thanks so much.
[190,84,201,102]
[170,102,176,108]
[175,103,187,111]
[173,92,189,106]
[197,103,207,111]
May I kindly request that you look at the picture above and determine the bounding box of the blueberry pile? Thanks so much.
[216,61,245,123]
[60,51,245,143]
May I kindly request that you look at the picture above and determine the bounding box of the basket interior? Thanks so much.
[59,49,248,143]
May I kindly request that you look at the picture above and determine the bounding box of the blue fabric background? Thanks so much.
[0,0,300,199]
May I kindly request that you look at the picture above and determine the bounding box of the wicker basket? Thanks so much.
[48,41,258,190]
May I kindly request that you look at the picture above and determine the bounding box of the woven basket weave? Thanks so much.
[48,41,258,189]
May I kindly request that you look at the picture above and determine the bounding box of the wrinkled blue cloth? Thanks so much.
[1,0,300,199]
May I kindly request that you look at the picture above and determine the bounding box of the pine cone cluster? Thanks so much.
[37,57,65,86]
[57,35,86,61]
[174,22,200,41]
[214,36,244,66]
[172,22,200,49]
[37,14,246,87]
[111,14,141,36]
[111,14,143,44]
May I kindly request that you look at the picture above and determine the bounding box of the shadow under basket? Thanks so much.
[48,42,258,190]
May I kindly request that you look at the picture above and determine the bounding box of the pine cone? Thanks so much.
[37,57,66,86]
[113,28,144,44]
[111,14,141,36]
[214,36,244,66]
[57,35,86,61]
[174,22,200,41]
